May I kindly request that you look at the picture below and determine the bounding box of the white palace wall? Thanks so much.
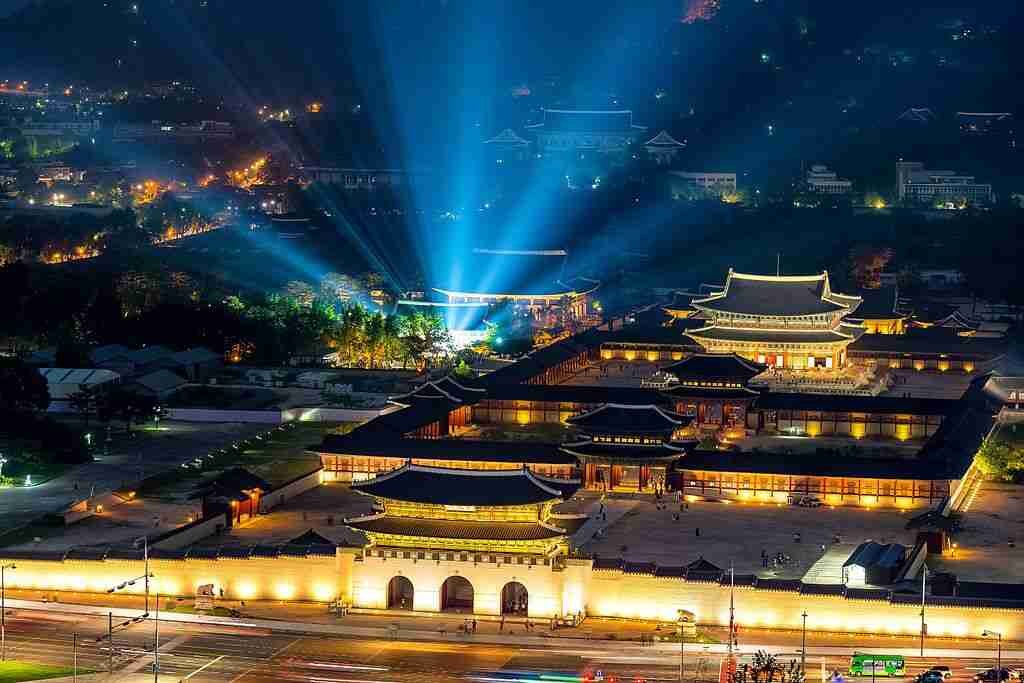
[3,551,1022,639]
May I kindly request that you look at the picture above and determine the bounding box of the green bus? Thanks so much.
[849,653,906,677]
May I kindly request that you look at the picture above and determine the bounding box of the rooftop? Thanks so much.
[566,403,691,434]
[527,109,645,134]
[664,353,767,384]
[434,249,598,298]
[350,462,580,507]
[687,324,865,345]
[344,514,587,541]
[693,270,861,317]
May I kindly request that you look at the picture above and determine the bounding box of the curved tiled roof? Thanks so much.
[350,462,579,506]
[566,403,692,434]
[345,513,587,541]
[664,353,767,383]
[687,324,864,345]
[560,440,694,464]
[390,376,485,405]
[693,270,861,317]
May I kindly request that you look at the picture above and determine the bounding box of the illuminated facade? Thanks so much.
[434,249,598,322]
[662,353,765,436]
[562,403,696,491]
[344,463,585,556]
[688,270,864,370]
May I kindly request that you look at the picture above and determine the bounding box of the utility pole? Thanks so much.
[1,562,15,661]
[108,612,113,675]
[73,632,78,683]
[919,563,928,656]
[728,563,736,657]
[153,591,159,682]
[678,610,687,683]
[983,630,1002,681]
[801,611,808,681]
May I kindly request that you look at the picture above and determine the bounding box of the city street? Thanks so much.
[2,607,1022,683]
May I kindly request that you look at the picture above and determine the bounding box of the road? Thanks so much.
[1,609,1020,683]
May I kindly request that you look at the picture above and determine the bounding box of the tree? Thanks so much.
[0,357,50,414]
[975,440,1024,483]
[67,385,99,427]
[99,389,158,434]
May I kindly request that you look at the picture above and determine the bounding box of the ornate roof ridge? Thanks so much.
[567,402,687,425]
[351,461,566,499]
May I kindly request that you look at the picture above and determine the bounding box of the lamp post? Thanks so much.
[107,572,157,681]
[678,609,687,683]
[1,563,14,661]
[919,563,928,657]
[801,611,808,682]
[0,455,7,480]
[134,536,150,615]
[982,630,1002,682]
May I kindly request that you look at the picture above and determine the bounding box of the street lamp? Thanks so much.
[920,563,928,656]
[108,571,158,682]
[982,630,1002,682]
[0,455,7,480]
[1,563,15,661]
[677,609,688,683]
[800,611,808,682]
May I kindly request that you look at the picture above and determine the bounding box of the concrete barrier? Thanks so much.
[260,468,323,513]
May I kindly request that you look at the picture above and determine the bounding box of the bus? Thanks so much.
[849,653,906,677]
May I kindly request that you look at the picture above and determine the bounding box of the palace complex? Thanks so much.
[2,267,1022,641]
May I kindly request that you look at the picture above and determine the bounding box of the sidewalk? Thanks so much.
[5,591,1024,658]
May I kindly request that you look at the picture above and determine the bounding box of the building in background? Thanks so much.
[804,164,852,195]
[527,109,646,157]
[668,171,737,200]
[643,130,686,165]
[896,162,993,205]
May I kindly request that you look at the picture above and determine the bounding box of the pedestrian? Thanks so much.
[500,615,505,631]
[695,527,701,537]
[472,618,477,633]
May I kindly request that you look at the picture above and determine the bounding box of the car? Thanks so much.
[929,667,952,680]
[789,495,822,507]
[916,672,944,683]
[974,668,1019,682]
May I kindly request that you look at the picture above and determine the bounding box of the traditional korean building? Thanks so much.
[389,375,486,435]
[484,128,531,163]
[687,270,865,370]
[434,249,599,322]
[562,404,697,491]
[845,286,907,335]
[662,353,766,436]
[344,463,586,558]
[527,109,646,157]
[644,130,686,165]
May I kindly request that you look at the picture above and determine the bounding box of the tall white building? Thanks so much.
[804,164,852,194]
[896,162,993,204]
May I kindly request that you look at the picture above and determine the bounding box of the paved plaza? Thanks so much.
[0,421,268,529]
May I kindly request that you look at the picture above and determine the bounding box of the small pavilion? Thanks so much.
[561,404,697,491]
[661,353,766,436]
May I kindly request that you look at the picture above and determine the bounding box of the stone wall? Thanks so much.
[2,551,1021,639]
